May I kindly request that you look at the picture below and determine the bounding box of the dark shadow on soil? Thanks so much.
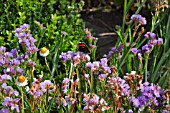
[81,8,123,59]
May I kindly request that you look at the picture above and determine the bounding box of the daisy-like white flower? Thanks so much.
[39,47,49,57]
[16,76,28,86]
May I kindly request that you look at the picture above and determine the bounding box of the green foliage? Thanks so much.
[0,0,85,50]
[112,0,170,88]
[0,0,87,78]
[0,0,169,113]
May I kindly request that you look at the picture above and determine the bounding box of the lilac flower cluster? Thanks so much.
[1,83,19,97]
[131,32,163,56]
[0,47,23,76]
[83,93,110,112]
[106,77,130,96]
[85,58,112,77]
[131,82,168,112]
[28,76,55,98]
[55,95,76,109]
[55,78,78,109]
[0,24,39,112]
[107,43,124,59]
[62,78,70,94]
[0,24,37,77]
[142,32,163,54]
[131,48,142,60]
[2,97,20,113]
[15,24,38,54]
[131,14,147,25]
[59,51,90,66]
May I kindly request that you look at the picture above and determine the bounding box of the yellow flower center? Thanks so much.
[18,76,26,83]
[40,47,48,53]
[50,85,54,90]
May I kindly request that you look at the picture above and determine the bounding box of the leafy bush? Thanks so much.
[0,0,169,113]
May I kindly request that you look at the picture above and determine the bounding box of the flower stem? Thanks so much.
[45,57,52,75]
[90,70,93,93]
[21,87,25,113]
[144,54,149,82]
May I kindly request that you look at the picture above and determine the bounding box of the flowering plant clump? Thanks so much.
[0,0,170,113]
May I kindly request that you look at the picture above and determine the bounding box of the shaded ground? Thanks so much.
[81,8,123,58]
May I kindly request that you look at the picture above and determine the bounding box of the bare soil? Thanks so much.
[81,8,123,59]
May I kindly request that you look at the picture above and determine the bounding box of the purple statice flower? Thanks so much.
[144,32,156,39]
[27,59,36,67]
[93,61,100,68]
[65,96,76,105]
[86,61,100,71]
[142,44,152,53]
[15,24,38,54]
[16,54,25,62]
[62,78,70,84]
[10,59,20,66]
[22,38,30,47]
[131,48,140,55]
[4,67,16,76]
[20,23,30,29]
[2,83,12,93]
[16,67,24,75]
[83,93,109,112]
[86,62,94,70]
[59,52,68,62]
[4,52,13,58]
[55,99,61,109]
[27,46,38,54]
[150,84,164,98]
[107,77,130,96]
[28,82,43,97]
[10,49,17,58]
[10,90,19,97]
[162,110,168,113]
[73,54,81,67]
[98,74,107,81]
[132,82,167,109]
[1,83,19,96]
[132,97,140,107]
[100,58,108,67]
[40,80,55,93]
[62,98,67,107]
[107,44,123,59]
[156,38,163,45]
[2,97,20,113]
[0,46,6,54]
[1,74,12,80]
[62,78,70,94]
[59,51,90,66]
[102,66,111,74]
[128,109,133,113]
[0,108,10,113]
[116,43,124,53]
[131,14,147,25]
[108,47,116,58]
